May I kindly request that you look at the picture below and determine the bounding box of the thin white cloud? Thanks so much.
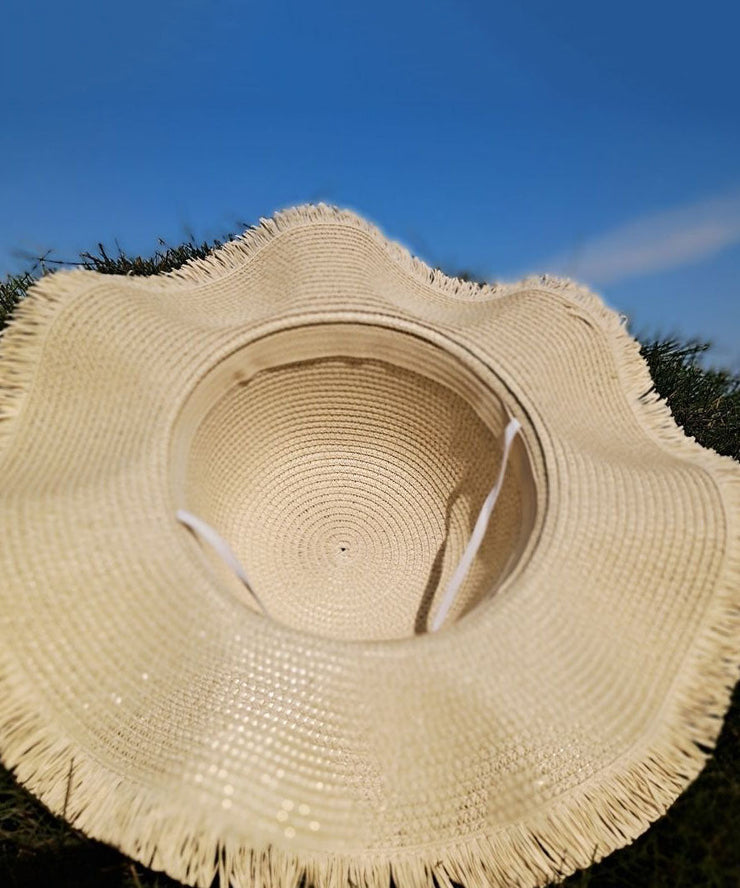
[540,186,740,286]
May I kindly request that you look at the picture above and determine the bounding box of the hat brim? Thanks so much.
[1,204,739,888]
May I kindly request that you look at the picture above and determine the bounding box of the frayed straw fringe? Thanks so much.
[0,268,95,453]
[0,203,739,886]
[0,201,736,469]
[1,514,739,888]
[2,202,737,494]
[125,203,504,301]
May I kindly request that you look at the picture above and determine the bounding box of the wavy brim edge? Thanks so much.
[0,202,738,887]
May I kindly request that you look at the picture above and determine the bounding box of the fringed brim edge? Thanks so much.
[0,202,739,887]
[1,550,739,888]
[1,200,737,470]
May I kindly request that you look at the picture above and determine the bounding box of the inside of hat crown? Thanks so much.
[169,323,537,641]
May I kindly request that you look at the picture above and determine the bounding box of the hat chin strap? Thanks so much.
[429,416,521,631]
[175,508,271,617]
[177,417,521,633]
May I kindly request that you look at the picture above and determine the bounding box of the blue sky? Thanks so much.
[3,0,739,370]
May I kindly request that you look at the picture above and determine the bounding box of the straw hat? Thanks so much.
[0,203,738,888]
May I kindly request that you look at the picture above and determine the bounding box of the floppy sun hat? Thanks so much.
[0,203,739,888]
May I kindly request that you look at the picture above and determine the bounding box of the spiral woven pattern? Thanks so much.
[0,203,738,888]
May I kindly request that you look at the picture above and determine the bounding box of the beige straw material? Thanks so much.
[0,203,738,888]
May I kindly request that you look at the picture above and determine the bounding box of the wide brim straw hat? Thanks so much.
[0,203,739,888]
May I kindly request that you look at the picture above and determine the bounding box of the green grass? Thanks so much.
[1,237,739,886]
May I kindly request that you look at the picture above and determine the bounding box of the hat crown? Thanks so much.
[170,322,537,640]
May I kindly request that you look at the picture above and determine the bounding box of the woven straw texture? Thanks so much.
[0,203,738,888]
